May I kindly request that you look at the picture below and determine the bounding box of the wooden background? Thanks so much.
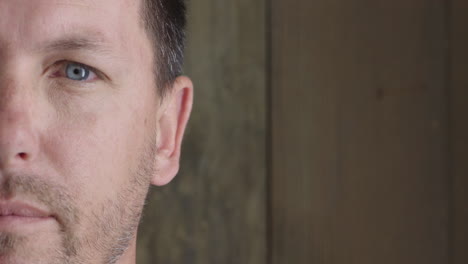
[137,1,467,264]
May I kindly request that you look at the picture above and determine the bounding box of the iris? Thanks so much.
[66,63,90,81]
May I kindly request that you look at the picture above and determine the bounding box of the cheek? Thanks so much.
[41,95,150,204]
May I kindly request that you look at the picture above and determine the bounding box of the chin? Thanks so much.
[0,232,68,264]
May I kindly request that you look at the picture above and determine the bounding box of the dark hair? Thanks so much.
[141,0,187,98]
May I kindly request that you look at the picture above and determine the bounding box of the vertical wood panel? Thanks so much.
[271,1,339,262]
[271,1,449,264]
[450,1,468,264]
[137,1,267,263]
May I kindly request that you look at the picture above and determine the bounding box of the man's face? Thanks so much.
[0,0,181,263]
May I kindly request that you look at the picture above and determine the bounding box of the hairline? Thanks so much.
[138,0,177,100]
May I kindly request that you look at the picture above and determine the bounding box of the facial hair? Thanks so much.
[0,135,157,264]
[0,173,78,263]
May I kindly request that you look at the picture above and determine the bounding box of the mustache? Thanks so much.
[0,173,78,229]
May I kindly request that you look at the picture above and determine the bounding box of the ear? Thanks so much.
[151,76,193,186]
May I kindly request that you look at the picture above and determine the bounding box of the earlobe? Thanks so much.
[151,76,193,186]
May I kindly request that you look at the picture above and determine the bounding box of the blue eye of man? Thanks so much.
[65,63,90,81]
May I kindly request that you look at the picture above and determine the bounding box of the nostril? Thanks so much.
[18,152,28,160]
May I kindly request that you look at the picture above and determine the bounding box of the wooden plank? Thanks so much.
[270,1,339,263]
[271,1,449,264]
[136,0,267,263]
[450,1,468,264]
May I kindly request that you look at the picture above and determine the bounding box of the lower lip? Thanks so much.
[0,215,55,231]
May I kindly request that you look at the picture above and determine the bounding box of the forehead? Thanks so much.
[0,0,146,55]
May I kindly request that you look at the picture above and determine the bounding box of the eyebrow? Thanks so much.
[37,35,113,55]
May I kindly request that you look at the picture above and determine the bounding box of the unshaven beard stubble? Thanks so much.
[0,135,157,264]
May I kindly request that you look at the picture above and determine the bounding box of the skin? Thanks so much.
[0,0,193,263]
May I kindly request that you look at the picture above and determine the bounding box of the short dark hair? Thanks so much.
[141,0,187,98]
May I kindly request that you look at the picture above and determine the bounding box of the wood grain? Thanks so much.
[271,1,450,263]
[450,1,468,264]
[136,0,267,263]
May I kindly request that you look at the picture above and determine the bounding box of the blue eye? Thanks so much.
[65,63,90,81]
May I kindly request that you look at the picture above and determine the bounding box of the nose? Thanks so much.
[0,80,39,169]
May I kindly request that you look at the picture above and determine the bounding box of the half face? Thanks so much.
[0,0,166,263]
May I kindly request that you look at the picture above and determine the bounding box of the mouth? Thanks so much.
[0,201,55,230]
